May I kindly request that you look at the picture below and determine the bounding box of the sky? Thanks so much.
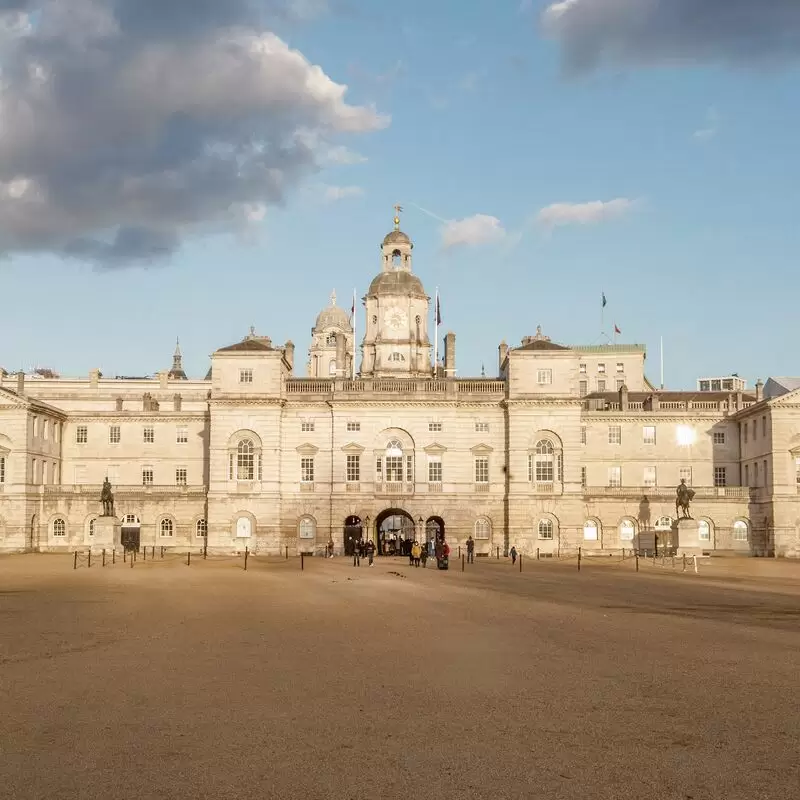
[1,0,799,388]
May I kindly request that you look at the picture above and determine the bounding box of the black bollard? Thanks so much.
[130,551,134,568]
[536,547,540,561]
[577,546,581,572]
[112,549,116,565]
[301,552,304,571]
[143,547,146,562]
[152,546,155,559]
[88,550,92,568]
[519,553,523,572]
[496,546,499,560]
[123,548,127,563]
[73,552,78,570]
[285,545,289,560]
[458,546,461,558]
[461,553,465,572]
[244,547,249,571]
[187,551,191,566]
[102,549,106,567]
[635,552,639,572]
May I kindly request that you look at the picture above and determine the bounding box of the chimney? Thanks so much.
[651,393,660,411]
[16,370,24,396]
[755,379,763,402]
[89,368,100,387]
[158,370,168,389]
[498,340,508,375]
[335,333,346,377]
[444,332,456,377]
[284,340,295,373]
[619,383,629,411]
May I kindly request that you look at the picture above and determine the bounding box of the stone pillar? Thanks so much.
[676,518,704,556]
[735,391,743,411]
[444,332,456,377]
[158,370,169,389]
[619,383,629,411]
[16,370,24,396]
[335,333,346,377]
[93,517,121,550]
[89,368,100,387]
[284,340,295,374]
[173,394,182,411]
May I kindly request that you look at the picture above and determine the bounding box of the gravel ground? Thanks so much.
[1,553,799,800]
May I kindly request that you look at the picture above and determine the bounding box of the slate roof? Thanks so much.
[216,338,273,353]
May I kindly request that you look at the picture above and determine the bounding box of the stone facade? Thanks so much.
[2,222,800,557]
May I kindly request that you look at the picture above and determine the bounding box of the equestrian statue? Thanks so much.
[100,478,115,517]
[675,478,695,520]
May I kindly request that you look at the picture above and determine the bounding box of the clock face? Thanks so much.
[383,306,408,331]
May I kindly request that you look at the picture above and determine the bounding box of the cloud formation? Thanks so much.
[542,0,800,73]
[0,0,387,266]
[322,185,363,202]
[537,199,634,227]
[441,214,506,249]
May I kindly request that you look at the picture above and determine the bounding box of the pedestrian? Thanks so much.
[366,539,375,566]
[327,538,334,558]
[466,535,475,564]
[411,540,421,567]
[421,543,428,568]
[510,545,517,565]
[408,540,415,566]
[353,541,361,567]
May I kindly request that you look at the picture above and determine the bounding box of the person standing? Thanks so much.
[421,543,428,568]
[353,540,361,567]
[366,539,375,566]
[466,535,475,564]
[510,545,517,565]
[411,540,421,567]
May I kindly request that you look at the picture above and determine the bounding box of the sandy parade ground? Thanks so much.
[1,551,799,800]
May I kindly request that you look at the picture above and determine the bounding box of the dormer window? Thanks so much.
[391,249,402,267]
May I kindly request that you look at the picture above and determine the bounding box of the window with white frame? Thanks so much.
[329,360,337,375]
[52,518,66,537]
[579,380,588,397]
[176,426,188,443]
[299,517,316,539]
[375,456,383,481]
[236,517,252,538]
[531,439,554,482]
[538,519,553,539]
[301,457,315,483]
[679,467,693,486]
[301,421,315,432]
[428,422,442,432]
[713,466,727,487]
[616,362,624,373]
[580,427,587,445]
[608,466,621,487]
[642,425,656,445]
[733,520,748,542]
[616,379,625,391]
[579,363,586,374]
[713,431,726,445]
[346,454,360,482]
[698,520,711,541]
[580,466,586,488]
[347,421,361,432]
[597,379,606,392]
[0,455,5,484]
[583,520,599,541]
[474,518,491,539]
[474,457,489,484]
[176,467,187,486]
[196,519,208,538]
[475,421,489,433]
[143,426,154,444]
[160,518,174,538]
[239,368,253,384]
[598,363,606,374]
[619,520,635,541]
[537,369,553,385]
[608,426,621,445]
[385,440,404,482]
[237,439,255,480]
[109,425,121,444]
[142,467,154,486]
[428,455,442,483]
[643,466,657,487]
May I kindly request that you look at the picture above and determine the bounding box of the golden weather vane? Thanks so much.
[393,203,403,230]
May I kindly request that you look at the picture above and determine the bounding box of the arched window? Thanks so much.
[654,516,673,530]
[538,519,554,540]
[326,333,336,346]
[329,360,337,375]
[385,439,404,482]
[122,514,140,527]
[88,518,96,537]
[299,517,316,540]
[619,519,635,541]
[52,518,66,537]
[236,517,252,538]
[474,518,491,540]
[196,519,207,538]
[698,519,711,542]
[160,518,174,537]
[391,249,401,267]
[532,439,554,482]
[733,520,749,542]
[237,439,255,481]
[583,520,599,541]
[388,352,405,362]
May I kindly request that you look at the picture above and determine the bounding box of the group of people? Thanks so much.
[350,538,376,566]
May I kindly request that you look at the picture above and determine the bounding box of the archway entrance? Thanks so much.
[343,515,363,556]
[425,516,445,550]
[121,514,141,551]
[376,508,416,556]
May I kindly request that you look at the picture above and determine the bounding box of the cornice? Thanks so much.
[581,414,729,423]
[505,399,583,408]
[69,414,208,423]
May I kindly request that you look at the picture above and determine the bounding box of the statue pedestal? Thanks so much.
[676,519,704,556]
[93,516,121,550]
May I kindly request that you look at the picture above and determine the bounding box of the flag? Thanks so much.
[602,292,607,308]
[350,291,355,320]
[436,293,441,326]
[614,324,621,334]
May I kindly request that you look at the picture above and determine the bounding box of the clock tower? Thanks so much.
[359,208,433,377]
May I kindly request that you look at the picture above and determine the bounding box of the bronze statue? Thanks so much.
[675,479,695,520]
[101,478,115,517]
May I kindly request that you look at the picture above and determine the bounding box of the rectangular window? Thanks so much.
[713,466,727,487]
[428,456,442,483]
[643,426,656,445]
[42,420,49,440]
[643,466,657,487]
[762,416,767,437]
[616,379,625,391]
[301,421,315,432]
[474,422,489,433]
[143,426,154,444]
[752,420,757,440]
[597,379,606,393]
[406,455,414,483]
[537,369,553,385]
[713,431,726,445]
[428,422,442,432]
[754,462,759,484]
[474,457,489,484]
[743,424,748,444]
[346,421,361,432]
[579,380,588,397]
[239,368,253,384]
[76,426,88,444]
[301,457,314,483]
[608,425,621,445]
[616,362,624,373]
[32,416,38,438]
[795,456,800,484]
[176,467,187,486]
[0,456,4,484]
[763,459,768,486]
[580,426,587,445]
[142,467,153,486]
[580,466,586,488]
[597,363,606,374]
[176,426,188,443]
[346,454,360,482]
[679,467,692,486]
[109,425,120,444]
[744,463,749,485]
[579,363,586,374]
[608,466,621,487]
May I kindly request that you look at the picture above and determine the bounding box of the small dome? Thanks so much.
[368,270,426,297]
[315,304,351,332]
[382,229,411,246]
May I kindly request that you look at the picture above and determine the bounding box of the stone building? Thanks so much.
[1,216,799,557]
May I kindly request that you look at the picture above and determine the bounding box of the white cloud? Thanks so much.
[323,185,363,202]
[441,214,506,249]
[537,198,634,227]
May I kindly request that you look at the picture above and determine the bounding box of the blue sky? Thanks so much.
[1,0,799,388]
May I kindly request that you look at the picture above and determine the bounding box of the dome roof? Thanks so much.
[315,304,351,331]
[368,270,426,297]
[382,229,412,246]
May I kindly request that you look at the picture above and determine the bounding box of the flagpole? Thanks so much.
[352,288,357,379]
[434,287,439,377]
[600,292,605,337]
[660,335,664,390]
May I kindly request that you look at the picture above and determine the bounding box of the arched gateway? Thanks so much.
[343,515,363,556]
[376,508,416,556]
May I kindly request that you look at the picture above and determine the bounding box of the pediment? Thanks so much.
[424,442,448,455]
[767,386,800,407]
[296,443,319,456]
[0,388,27,409]
[341,442,365,454]
[471,443,493,455]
